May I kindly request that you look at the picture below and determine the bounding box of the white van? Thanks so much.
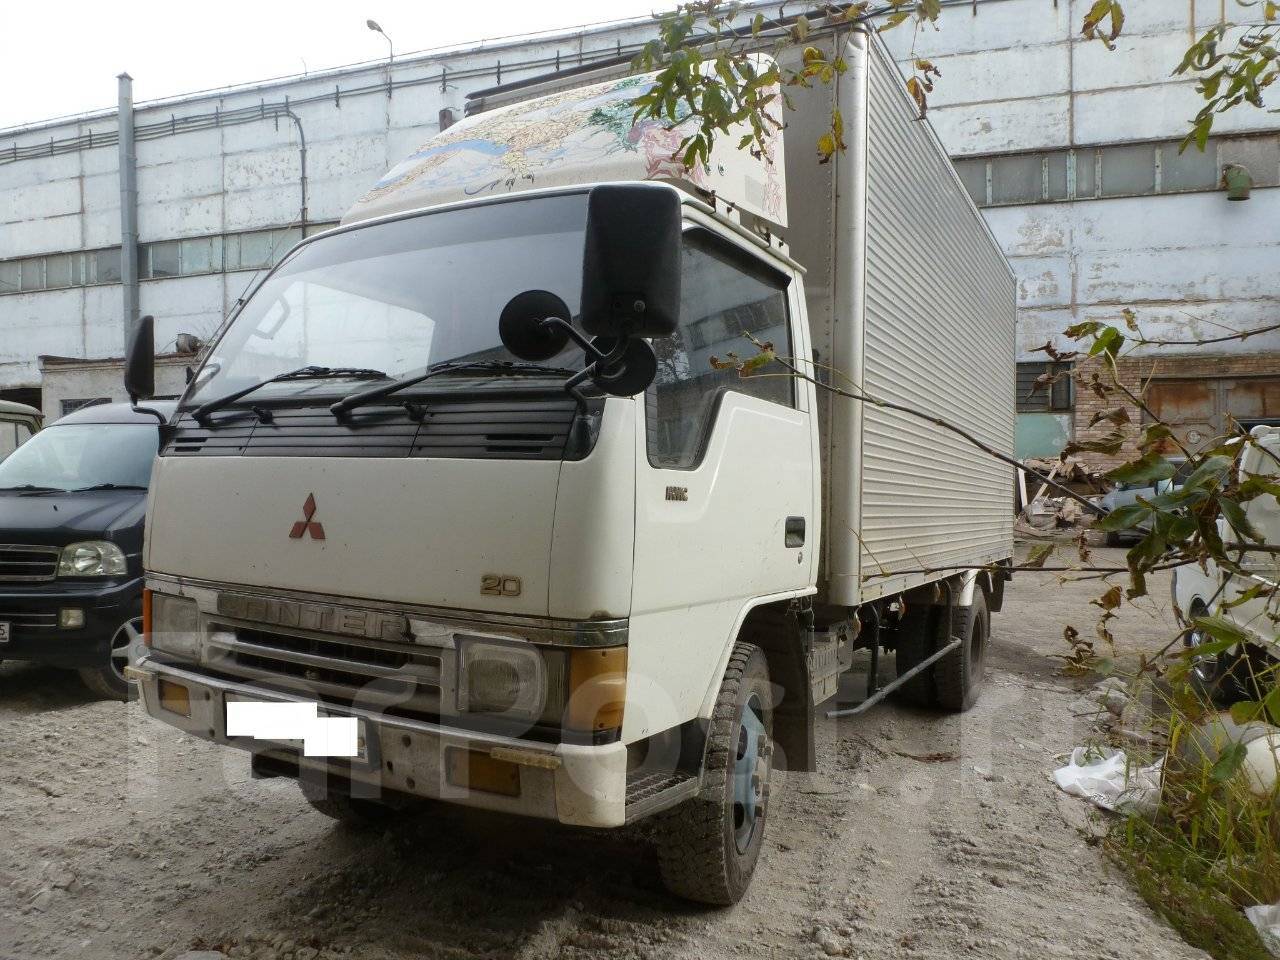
[0,400,41,461]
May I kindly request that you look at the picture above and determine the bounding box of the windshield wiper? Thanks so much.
[0,484,67,494]
[69,483,148,492]
[191,366,388,422]
[330,361,578,417]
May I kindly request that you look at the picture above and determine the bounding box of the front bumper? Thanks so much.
[0,576,141,667]
[130,656,629,827]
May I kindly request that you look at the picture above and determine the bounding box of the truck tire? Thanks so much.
[77,615,142,701]
[299,780,398,827]
[655,642,773,906]
[893,602,939,707]
[935,589,989,712]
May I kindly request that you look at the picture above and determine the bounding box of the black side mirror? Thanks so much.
[580,184,682,339]
[124,314,156,404]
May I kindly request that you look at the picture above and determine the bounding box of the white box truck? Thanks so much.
[124,24,1015,904]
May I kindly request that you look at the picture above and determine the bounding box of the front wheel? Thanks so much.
[655,642,773,906]
[77,616,142,701]
[1185,611,1252,706]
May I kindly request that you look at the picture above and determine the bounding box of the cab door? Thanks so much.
[623,226,817,741]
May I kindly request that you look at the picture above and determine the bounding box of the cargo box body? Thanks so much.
[782,30,1016,607]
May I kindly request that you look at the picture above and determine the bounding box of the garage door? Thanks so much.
[1145,376,1280,450]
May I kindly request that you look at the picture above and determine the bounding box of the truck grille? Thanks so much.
[205,625,448,719]
[0,545,60,582]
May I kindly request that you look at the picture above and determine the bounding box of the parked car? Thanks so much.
[0,401,174,698]
[1098,456,1191,546]
[0,399,41,461]
[1173,426,1280,704]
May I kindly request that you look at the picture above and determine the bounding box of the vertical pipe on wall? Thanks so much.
[117,73,139,344]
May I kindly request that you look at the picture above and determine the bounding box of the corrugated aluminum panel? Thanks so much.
[832,32,1016,604]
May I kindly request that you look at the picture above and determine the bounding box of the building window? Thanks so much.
[0,222,338,297]
[1017,362,1072,413]
[953,132,1278,208]
[61,397,111,416]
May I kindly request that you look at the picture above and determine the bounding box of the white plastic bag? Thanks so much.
[1245,903,1280,958]
[1052,747,1163,815]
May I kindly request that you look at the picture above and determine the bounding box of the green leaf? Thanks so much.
[1088,326,1125,358]
[1182,455,1234,492]
[1219,496,1262,541]
[1106,452,1176,486]
[1229,699,1266,724]
[1193,614,1249,648]
[1209,741,1248,782]
[1097,502,1149,532]
[1026,543,1056,568]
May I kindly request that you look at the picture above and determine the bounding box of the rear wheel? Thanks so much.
[77,616,141,701]
[655,642,773,905]
[935,589,989,712]
[893,601,939,707]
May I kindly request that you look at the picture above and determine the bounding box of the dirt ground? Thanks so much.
[2,545,1209,960]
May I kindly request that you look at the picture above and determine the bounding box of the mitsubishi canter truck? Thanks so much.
[124,24,1016,905]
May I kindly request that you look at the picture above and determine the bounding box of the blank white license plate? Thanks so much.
[0,622,10,643]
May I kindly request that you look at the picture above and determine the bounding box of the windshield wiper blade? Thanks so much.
[329,361,578,417]
[0,484,67,494]
[191,366,389,422]
[69,483,148,492]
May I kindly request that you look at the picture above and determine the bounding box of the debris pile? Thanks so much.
[1017,456,1108,534]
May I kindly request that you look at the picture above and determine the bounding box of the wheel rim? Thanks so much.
[1186,624,1219,683]
[109,617,143,684]
[732,694,769,855]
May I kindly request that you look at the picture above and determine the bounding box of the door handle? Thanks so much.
[785,516,806,548]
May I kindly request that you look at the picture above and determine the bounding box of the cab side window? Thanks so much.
[646,231,793,469]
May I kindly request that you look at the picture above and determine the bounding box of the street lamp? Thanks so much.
[367,19,393,63]
[367,19,393,97]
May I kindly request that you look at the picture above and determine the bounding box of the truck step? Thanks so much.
[624,770,700,823]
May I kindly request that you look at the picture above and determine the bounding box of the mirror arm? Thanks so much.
[538,317,604,360]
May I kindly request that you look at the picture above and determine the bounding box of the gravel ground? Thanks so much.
[2,546,1208,960]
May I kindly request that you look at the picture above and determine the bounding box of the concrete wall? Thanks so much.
[880,0,1280,361]
[2,0,1278,399]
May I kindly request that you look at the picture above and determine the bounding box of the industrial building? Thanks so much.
[1,0,1276,456]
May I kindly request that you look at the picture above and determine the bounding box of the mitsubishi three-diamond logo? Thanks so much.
[289,493,326,541]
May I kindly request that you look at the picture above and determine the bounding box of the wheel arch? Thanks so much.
[695,593,817,774]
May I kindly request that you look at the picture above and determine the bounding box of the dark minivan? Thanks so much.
[0,401,174,699]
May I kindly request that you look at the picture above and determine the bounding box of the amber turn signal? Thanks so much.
[566,646,627,734]
[141,588,153,647]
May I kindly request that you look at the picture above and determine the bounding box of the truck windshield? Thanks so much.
[185,192,589,408]
[0,424,159,492]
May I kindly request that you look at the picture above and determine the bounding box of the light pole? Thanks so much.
[367,19,393,96]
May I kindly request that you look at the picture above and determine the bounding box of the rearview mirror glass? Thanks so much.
[124,315,156,404]
[580,184,681,339]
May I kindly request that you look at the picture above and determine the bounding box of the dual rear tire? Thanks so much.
[894,587,990,712]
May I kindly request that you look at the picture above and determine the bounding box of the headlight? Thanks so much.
[458,637,566,724]
[150,592,202,659]
[457,637,627,733]
[57,541,127,577]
